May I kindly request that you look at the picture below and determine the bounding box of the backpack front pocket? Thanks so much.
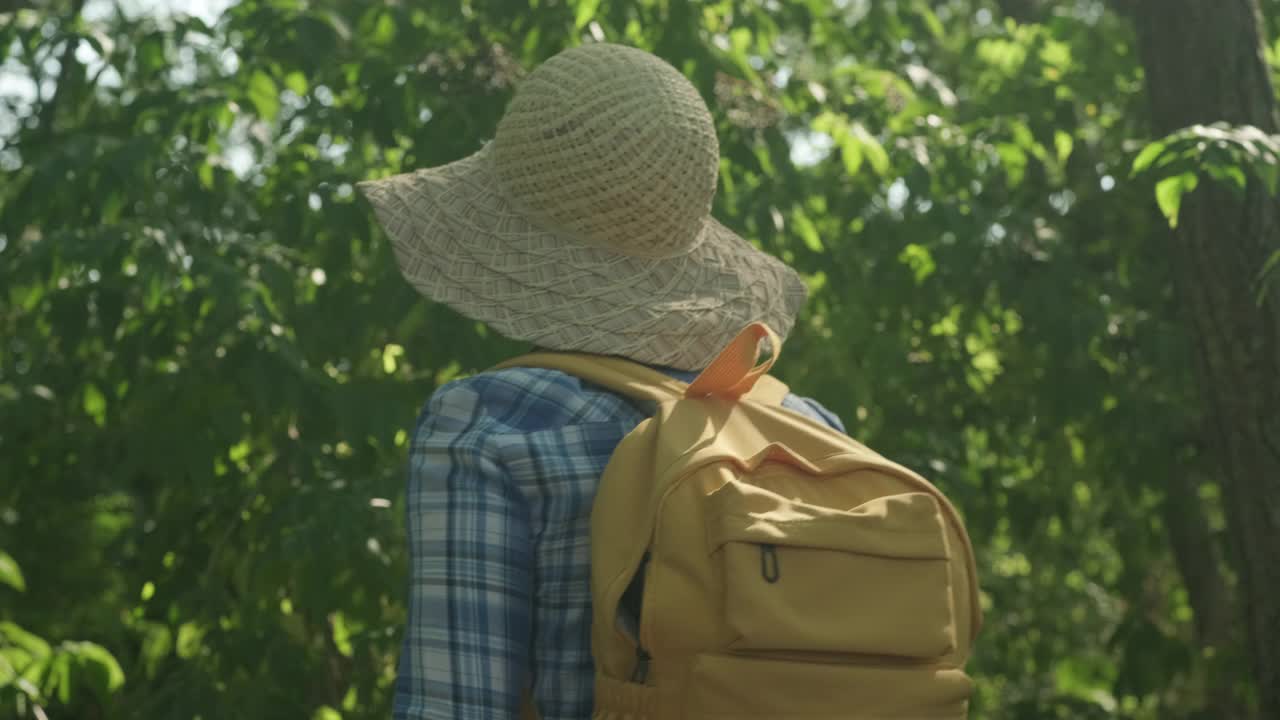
[707,481,957,659]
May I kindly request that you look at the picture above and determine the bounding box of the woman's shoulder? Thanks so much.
[422,366,644,432]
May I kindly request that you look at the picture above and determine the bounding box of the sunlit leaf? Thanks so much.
[574,0,602,29]
[792,211,823,252]
[140,624,173,679]
[331,612,354,658]
[48,652,71,704]
[997,143,1027,187]
[1155,172,1199,229]
[371,12,396,45]
[915,2,945,39]
[976,37,1028,75]
[1055,130,1074,165]
[283,71,309,96]
[0,551,24,592]
[839,132,864,175]
[851,124,890,175]
[176,623,205,660]
[899,243,937,284]
[83,384,106,427]
[0,623,51,660]
[66,642,125,699]
[247,69,280,121]
[1131,140,1166,175]
[199,163,215,189]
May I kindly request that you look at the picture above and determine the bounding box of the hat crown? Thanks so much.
[493,43,720,259]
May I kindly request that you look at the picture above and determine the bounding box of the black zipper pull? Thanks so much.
[631,646,652,684]
[760,543,780,583]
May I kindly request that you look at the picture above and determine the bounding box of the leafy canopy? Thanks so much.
[0,0,1255,718]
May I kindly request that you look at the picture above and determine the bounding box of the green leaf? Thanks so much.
[1204,163,1247,190]
[971,348,1002,375]
[66,642,125,699]
[915,1,944,39]
[198,163,215,189]
[0,551,24,592]
[574,0,602,29]
[176,622,204,659]
[1055,130,1074,165]
[838,132,863,175]
[331,612,354,658]
[83,384,107,427]
[898,243,937,284]
[1132,140,1167,175]
[0,647,21,686]
[371,12,396,45]
[1040,39,1072,71]
[48,652,71,704]
[382,343,404,374]
[792,211,823,252]
[283,71,308,96]
[1155,172,1199,228]
[1012,122,1045,161]
[976,38,1028,75]
[247,70,280,121]
[997,143,1027,187]
[851,124,890,175]
[139,624,172,679]
[0,623,51,659]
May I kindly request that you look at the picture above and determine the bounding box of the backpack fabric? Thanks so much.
[499,323,982,720]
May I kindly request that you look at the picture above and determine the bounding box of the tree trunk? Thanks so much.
[1129,0,1280,715]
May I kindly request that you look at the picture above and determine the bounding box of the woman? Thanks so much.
[358,42,843,720]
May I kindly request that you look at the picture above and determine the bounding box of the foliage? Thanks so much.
[1,550,126,718]
[0,0,1260,718]
[1131,122,1280,228]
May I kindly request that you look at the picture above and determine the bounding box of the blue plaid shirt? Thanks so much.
[393,365,845,720]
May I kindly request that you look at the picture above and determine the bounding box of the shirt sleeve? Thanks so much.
[393,379,532,720]
[782,394,848,434]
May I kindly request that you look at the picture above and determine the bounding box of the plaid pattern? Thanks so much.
[393,366,845,720]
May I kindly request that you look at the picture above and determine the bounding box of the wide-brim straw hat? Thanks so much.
[357,43,807,371]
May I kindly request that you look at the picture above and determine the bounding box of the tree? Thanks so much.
[1127,0,1280,715]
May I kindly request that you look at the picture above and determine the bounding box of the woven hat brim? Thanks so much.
[357,145,807,371]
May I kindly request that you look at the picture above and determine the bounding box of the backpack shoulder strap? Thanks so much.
[748,375,791,406]
[492,352,688,404]
[491,323,792,406]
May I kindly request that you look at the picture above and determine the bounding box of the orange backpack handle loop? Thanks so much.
[686,322,781,400]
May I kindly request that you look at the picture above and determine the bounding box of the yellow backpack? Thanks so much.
[500,323,982,720]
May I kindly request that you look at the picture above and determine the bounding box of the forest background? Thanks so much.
[3,0,1280,718]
